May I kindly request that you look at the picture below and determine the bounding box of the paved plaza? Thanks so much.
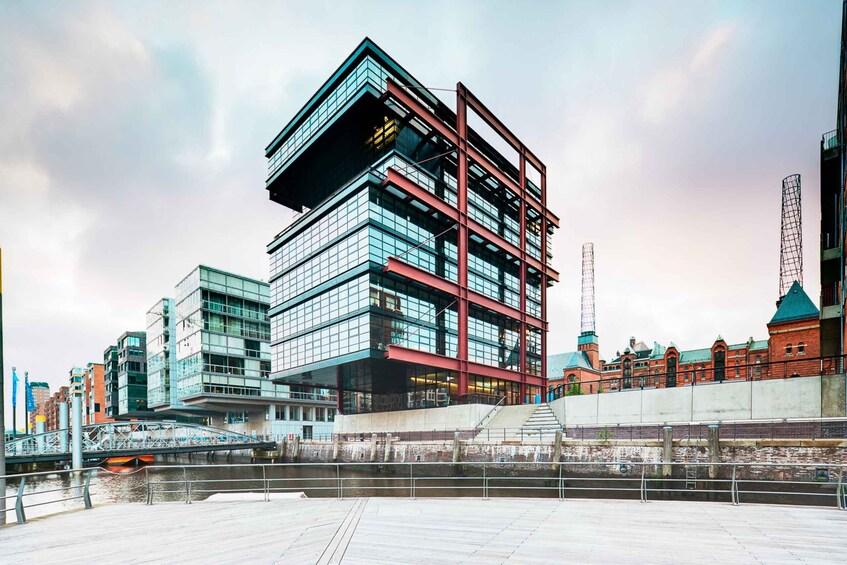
[2,497,847,564]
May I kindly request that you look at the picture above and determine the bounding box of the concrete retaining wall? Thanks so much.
[551,375,846,426]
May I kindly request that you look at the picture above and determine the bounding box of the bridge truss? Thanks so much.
[5,421,275,464]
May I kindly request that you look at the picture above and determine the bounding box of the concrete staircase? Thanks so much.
[502,404,562,442]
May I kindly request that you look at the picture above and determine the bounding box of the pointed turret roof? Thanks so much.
[769,282,819,324]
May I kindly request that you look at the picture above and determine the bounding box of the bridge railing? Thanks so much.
[5,421,268,457]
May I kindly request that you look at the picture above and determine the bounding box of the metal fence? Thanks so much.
[1,468,95,524]
[4,460,847,526]
[311,418,847,444]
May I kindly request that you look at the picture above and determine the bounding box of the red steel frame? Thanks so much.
[380,79,558,403]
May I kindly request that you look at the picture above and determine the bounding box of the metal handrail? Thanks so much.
[473,395,507,430]
[319,416,847,444]
[1,469,95,524]
[6,460,847,526]
[139,460,847,511]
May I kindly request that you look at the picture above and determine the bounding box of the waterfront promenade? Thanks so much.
[3,497,847,564]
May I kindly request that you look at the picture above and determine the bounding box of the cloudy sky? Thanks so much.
[0,1,841,425]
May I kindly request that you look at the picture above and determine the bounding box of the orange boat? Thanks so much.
[105,455,154,466]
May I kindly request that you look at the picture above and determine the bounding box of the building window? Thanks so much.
[797,342,805,355]
[289,406,301,421]
[315,407,326,422]
[622,359,632,389]
[713,349,725,382]
[785,344,793,356]
[327,408,336,422]
[275,405,287,420]
[666,356,677,388]
[302,425,313,440]
[303,407,313,421]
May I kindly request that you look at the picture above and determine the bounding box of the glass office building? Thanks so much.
[265,39,559,414]
[173,265,335,436]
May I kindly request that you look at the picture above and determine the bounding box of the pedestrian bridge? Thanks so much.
[4,421,275,464]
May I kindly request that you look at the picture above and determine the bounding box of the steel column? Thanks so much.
[456,83,469,399]
[71,394,83,470]
[519,153,528,402]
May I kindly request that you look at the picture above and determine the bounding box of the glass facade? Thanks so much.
[269,163,543,412]
[265,40,555,414]
[117,331,148,415]
[175,266,272,399]
[103,346,119,418]
[146,298,178,410]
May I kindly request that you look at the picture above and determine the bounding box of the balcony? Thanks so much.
[822,129,839,152]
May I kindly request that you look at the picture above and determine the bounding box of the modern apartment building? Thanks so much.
[102,331,149,418]
[173,265,335,437]
[821,1,847,361]
[146,297,180,411]
[44,386,69,432]
[103,345,119,419]
[264,38,558,415]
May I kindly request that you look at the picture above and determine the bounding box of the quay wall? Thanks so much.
[263,437,847,475]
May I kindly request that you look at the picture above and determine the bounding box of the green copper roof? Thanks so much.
[547,351,596,379]
[769,282,819,325]
[680,348,711,363]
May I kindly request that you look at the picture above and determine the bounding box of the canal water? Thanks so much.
[3,460,840,522]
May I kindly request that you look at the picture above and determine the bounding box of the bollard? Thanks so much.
[662,426,673,478]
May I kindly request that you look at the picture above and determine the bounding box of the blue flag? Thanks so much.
[25,372,35,412]
[11,367,18,408]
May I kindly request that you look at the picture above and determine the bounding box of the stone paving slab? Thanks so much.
[1,498,846,564]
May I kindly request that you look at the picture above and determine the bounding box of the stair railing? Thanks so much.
[473,395,507,431]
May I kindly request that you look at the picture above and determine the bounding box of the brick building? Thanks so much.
[44,386,69,432]
[28,381,50,432]
[549,281,820,394]
[84,362,110,425]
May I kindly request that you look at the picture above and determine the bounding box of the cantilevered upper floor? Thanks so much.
[263,38,557,230]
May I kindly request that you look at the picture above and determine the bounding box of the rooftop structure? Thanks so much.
[265,38,558,413]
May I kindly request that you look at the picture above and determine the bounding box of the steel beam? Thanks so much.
[385,79,559,228]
